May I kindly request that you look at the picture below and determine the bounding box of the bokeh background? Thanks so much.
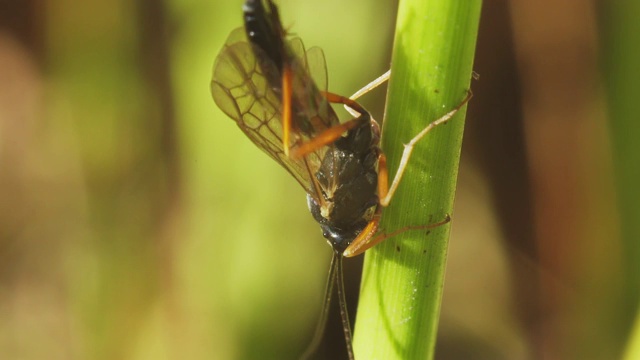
[1,0,638,359]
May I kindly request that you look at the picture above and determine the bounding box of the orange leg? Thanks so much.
[290,92,370,159]
[282,66,293,157]
[377,152,389,202]
[343,214,451,258]
[342,209,382,258]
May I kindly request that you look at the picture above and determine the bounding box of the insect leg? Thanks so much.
[342,209,382,258]
[343,214,451,258]
[342,70,391,119]
[282,66,293,156]
[379,90,473,206]
[290,92,370,158]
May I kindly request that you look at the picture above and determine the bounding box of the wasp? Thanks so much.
[211,1,471,358]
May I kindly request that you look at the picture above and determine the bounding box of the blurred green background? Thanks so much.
[0,1,638,359]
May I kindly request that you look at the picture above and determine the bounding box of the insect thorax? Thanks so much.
[306,120,380,253]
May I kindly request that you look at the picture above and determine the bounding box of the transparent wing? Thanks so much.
[288,38,340,135]
[211,28,333,199]
[306,46,328,98]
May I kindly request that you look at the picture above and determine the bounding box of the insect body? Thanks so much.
[211,1,471,359]
[307,114,380,255]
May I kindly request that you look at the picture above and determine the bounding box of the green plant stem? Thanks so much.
[352,0,481,359]
[602,0,640,358]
